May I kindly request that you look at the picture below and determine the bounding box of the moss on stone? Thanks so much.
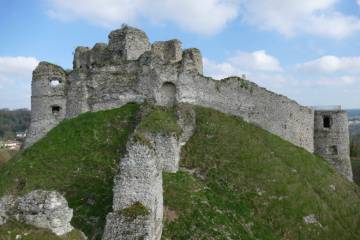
[137,106,182,137]
[121,202,150,220]
[132,131,154,149]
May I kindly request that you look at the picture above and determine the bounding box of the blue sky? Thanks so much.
[1,0,360,109]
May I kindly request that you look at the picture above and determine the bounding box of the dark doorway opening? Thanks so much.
[323,115,331,128]
[52,106,61,115]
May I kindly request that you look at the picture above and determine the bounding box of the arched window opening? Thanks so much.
[158,82,176,107]
[50,79,62,87]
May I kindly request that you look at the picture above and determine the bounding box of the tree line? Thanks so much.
[351,133,360,157]
[0,109,30,140]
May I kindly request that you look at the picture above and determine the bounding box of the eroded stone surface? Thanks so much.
[314,110,353,181]
[0,190,74,236]
[103,106,195,240]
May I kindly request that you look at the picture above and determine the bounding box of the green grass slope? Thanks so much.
[163,107,360,240]
[0,103,139,239]
[352,158,360,184]
[0,104,359,240]
[0,221,86,240]
[0,149,16,165]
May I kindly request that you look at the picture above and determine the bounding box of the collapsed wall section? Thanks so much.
[103,105,195,240]
[66,64,144,118]
[314,110,353,181]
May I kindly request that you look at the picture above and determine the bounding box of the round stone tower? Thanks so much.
[314,109,353,181]
[24,62,67,148]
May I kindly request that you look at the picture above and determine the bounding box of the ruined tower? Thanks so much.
[314,109,353,181]
[24,62,67,148]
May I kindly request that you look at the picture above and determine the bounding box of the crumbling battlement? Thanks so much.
[25,25,351,179]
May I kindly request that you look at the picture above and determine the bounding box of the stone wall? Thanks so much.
[314,110,353,181]
[190,75,315,152]
[103,106,195,240]
[24,62,67,148]
[26,25,353,174]
[25,26,315,153]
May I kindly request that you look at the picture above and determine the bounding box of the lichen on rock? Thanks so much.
[0,190,74,236]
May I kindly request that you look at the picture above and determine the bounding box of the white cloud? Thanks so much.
[229,50,283,72]
[296,55,360,87]
[203,58,242,79]
[240,0,360,38]
[205,51,360,89]
[47,0,238,35]
[47,0,360,38]
[0,56,39,109]
[203,50,287,92]
[0,57,39,76]
[297,55,360,74]
[310,76,356,86]
[204,50,283,79]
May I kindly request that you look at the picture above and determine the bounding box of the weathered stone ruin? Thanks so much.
[314,109,352,180]
[103,104,195,240]
[22,26,353,239]
[0,190,74,236]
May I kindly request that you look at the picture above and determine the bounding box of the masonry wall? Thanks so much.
[189,75,315,152]
[26,27,315,152]
[24,62,67,148]
[314,111,353,181]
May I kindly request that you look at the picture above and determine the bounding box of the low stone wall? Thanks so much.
[103,137,164,240]
[103,105,195,240]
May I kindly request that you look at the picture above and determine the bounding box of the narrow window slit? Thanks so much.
[51,106,61,115]
[323,115,331,128]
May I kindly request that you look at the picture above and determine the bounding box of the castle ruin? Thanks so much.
[24,26,352,239]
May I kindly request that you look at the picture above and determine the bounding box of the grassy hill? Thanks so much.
[353,158,360,185]
[163,107,360,239]
[351,134,360,184]
[0,104,359,239]
[0,149,16,166]
[0,103,140,239]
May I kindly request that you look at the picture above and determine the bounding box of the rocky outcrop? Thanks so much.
[0,190,74,236]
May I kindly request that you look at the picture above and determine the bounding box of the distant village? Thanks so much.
[0,131,27,150]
